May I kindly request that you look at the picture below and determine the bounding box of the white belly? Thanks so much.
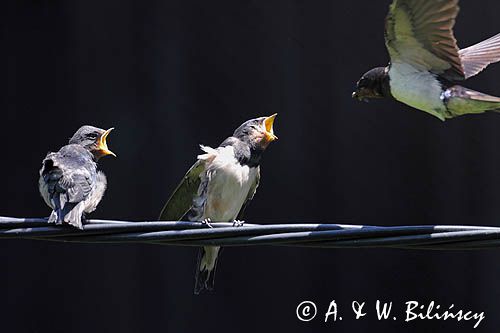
[389,62,446,120]
[202,151,258,222]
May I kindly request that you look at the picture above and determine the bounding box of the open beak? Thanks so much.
[263,113,278,141]
[97,128,116,157]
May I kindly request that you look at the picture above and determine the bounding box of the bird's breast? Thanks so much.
[389,62,447,120]
[203,162,258,222]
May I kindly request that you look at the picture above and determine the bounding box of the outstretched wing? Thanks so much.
[385,0,465,81]
[158,160,206,221]
[459,33,500,79]
[236,167,260,221]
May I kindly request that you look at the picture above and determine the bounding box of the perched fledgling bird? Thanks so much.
[159,114,278,294]
[39,126,116,229]
[352,0,500,120]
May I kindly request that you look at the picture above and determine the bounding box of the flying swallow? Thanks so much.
[39,126,115,229]
[352,0,500,120]
[159,114,278,294]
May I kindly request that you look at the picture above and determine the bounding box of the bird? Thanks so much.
[159,114,278,294]
[39,125,116,229]
[352,0,500,121]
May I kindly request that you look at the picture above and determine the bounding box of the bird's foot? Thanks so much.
[232,220,245,227]
[201,218,213,228]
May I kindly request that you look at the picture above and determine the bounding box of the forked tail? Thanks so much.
[194,246,221,294]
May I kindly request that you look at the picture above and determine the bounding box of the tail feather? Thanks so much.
[47,197,84,229]
[47,195,69,224]
[194,246,221,295]
[444,85,500,117]
[63,202,85,229]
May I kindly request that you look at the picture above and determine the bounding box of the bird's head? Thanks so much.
[69,125,116,160]
[352,67,389,102]
[233,114,278,150]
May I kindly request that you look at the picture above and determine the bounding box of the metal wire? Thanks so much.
[2,216,500,250]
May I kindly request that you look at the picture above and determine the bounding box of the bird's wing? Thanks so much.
[236,167,260,221]
[459,33,500,79]
[158,160,206,221]
[40,153,94,207]
[385,0,465,81]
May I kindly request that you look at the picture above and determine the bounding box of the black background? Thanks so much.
[3,0,500,332]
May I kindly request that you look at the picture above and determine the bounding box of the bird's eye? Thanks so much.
[88,133,98,139]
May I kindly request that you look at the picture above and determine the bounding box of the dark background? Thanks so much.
[3,0,500,332]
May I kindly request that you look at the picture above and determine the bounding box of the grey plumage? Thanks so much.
[159,114,277,294]
[39,126,115,229]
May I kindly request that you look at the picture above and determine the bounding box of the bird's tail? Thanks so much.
[194,246,221,295]
[47,198,84,229]
[63,202,85,229]
[445,85,500,117]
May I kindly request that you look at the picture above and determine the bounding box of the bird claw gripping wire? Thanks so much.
[201,218,213,228]
[232,220,245,227]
